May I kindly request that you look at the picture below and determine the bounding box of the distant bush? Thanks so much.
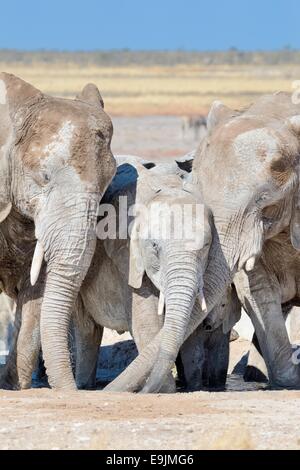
[1,49,300,66]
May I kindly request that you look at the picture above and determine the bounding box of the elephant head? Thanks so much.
[193,93,300,294]
[105,95,300,393]
[103,158,212,392]
[0,73,116,389]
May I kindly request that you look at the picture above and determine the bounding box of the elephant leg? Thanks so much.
[16,273,46,389]
[244,332,268,383]
[244,305,291,383]
[234,264,300,389]
[73,296,102,390]
[178,326,206,391]
[17,296,42,389]
[204,326,230,390]
[131,280,176,393]
[0,302,21,390]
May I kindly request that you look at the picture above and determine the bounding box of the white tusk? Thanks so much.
[158,291,165,316]
[245,256,256,272]
[198,292,207,313]
[30,241,45,286]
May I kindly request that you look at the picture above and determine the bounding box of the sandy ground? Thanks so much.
[111,115,203,160]
[0,339,299,450]
[1,385,300,450]
[1,116,299,450]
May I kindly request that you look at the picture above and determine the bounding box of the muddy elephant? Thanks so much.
[177,284,241,391]
[6,156,211,391]
[234,230,300,384]
[108,92,300,392]
[0,73,115,389]
[81,157,246,392]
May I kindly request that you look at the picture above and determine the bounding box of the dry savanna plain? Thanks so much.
[2,60,300,116]
[1,55,300,450]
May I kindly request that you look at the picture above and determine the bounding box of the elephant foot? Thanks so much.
[243,365,268,383]
[76,379,97,390]
[0,369,20,390]
[269,366,300,390]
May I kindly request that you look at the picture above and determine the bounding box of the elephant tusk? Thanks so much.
[157,291,165,316]
[198,291,207,313]
[245,255,256,272]
[30,241,45,286]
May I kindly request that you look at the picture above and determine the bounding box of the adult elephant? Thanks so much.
[0,73,115,389]
[107,92,300,392]
[6,156,211,391]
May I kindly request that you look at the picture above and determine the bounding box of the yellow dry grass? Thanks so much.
[1,62,300,116]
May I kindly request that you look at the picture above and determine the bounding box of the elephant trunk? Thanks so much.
[142,248,203,393]
[105,229,231,393]
[39,196,98,389]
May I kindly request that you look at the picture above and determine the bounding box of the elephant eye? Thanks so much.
[152,242,159,254]
[42,171,50,184]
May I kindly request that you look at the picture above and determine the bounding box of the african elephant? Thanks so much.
[108,92,300,392]
[5,155,210,391]
[0,72,116,390]
[234,230,300,385]
[177,284,241,391]
[67,155,212,391]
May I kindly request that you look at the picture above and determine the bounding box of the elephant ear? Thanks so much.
[288,116,300,250]
[76,83,104,109]
[222,286,242,334]
[128,220,145,289]
[207,100,234,134]
[0,73,42,222]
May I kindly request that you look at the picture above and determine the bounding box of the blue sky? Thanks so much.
[0,0,299,51]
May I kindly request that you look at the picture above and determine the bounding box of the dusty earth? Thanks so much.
[111,115,202,161]
[1,338,299,450]
[1,117,299,450]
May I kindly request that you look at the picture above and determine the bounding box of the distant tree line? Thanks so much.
[0,48,299,66]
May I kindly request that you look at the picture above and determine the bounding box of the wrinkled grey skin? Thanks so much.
[177,284,241,391]
[3,156,211,391]
[0,73,115,389]
[234,231,300,385]
[183,229,300,389]
[75,157,211,391]
[107,92,300,392]
[1,152,210,391]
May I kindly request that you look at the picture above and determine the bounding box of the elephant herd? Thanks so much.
[1,72,300,393]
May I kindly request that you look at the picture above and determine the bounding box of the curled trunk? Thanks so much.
[142,249,201,393]
[106,231,232,392]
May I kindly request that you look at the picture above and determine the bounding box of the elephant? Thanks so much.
[235,227,300,388]
[177,284,241,391]
[75,156,246,392]
[0,72,116,390]
[107,92,300,392]
[5,155,235,393]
